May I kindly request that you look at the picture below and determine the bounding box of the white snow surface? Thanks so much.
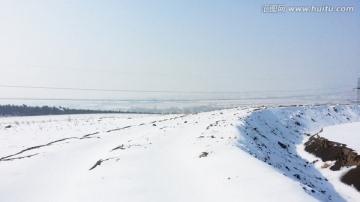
[319,122,360,153]
[237,105,360,201]
[0,105,359,202]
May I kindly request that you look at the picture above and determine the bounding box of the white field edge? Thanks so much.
[0,105,359,202]
[318,122,360,153]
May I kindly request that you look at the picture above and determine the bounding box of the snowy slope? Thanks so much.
[0,105,359,202]
[238,105,360,201]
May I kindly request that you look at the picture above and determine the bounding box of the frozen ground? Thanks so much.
[0,105,359,201]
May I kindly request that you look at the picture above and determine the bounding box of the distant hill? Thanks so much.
[0,104,135,116]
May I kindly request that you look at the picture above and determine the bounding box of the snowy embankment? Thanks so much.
[0,105,359,201]
[238,105,360,201]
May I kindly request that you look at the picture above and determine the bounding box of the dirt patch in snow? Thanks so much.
[199,152,209,158]
[305,134,360,191]
[89,157,120,170]
[341,166,360,191]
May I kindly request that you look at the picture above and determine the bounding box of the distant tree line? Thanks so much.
[0,104,133,116]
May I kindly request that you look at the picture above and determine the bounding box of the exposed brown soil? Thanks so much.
[341,166,360,191]
[305,132,360,192]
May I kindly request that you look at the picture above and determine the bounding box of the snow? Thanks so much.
[0,105,359,201]
[237,105,360,201]
[298,144,360,202]
[0,113,178,157]
[319,122,360,153]
[296,121,360,202]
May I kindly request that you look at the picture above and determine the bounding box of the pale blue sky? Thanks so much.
[0,0,359,100]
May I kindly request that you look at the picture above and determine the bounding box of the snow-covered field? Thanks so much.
[318,122,360,153]
[0,105,359,201]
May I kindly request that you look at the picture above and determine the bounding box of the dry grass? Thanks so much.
[321,162,331,169]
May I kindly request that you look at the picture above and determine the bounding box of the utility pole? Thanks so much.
[355,78,360,104]
[357,78,360,104]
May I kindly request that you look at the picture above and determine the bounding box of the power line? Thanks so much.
[0,84,352,94]
[0,63,352,81]
[0,91,352,102]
